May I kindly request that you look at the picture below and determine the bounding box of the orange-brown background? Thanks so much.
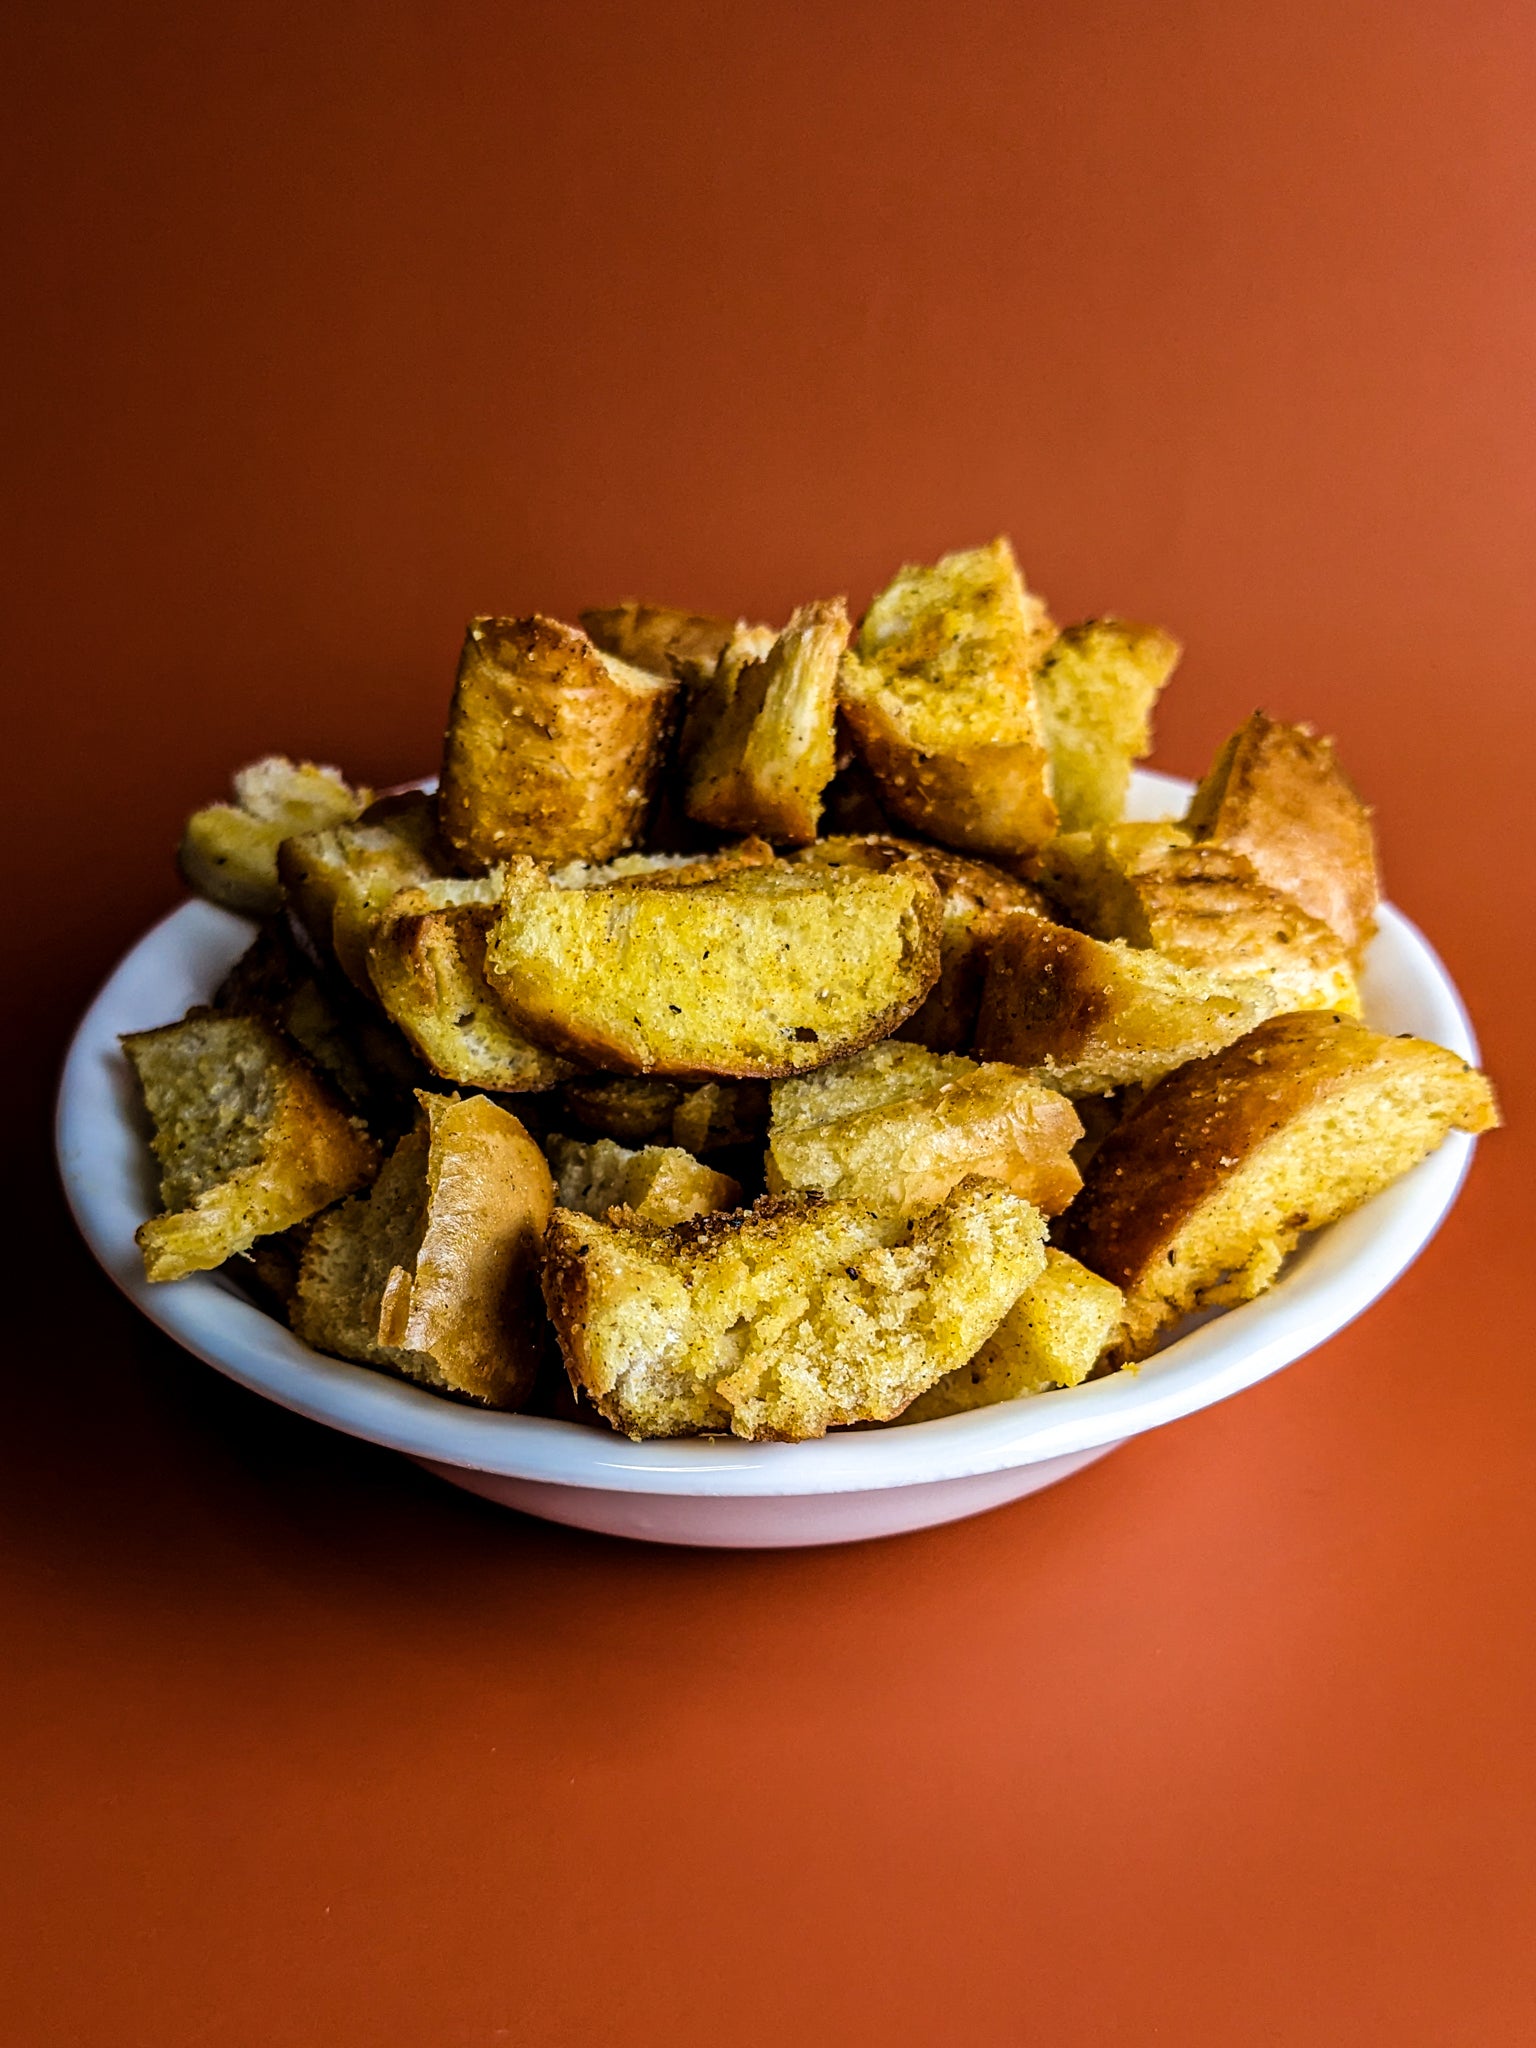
[4,4,1534,2043]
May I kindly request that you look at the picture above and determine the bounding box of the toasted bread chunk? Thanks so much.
[1058,1013,1499,1360]
[293,1093,554,1407]
[974,909,1277,1095]
[124,1011,380,1282]
[1035,825,1361,1015]
[179,756,370,916]
[558,1075,770,1152]
[546,838,776,890]
[439,615,678,869]
[366,878,573,1093]
[278,790,446,993]
[766,1041,1082,1215]
[680,598,849,844]
[580,603,771,682]
[486,857,942,1077]
[837,538,1058,858]
[1033,620,1181,832]
[547,1136,740,1227]
[903,1250,1125,1418]
[792,833,1048,1051]
[1184,712,1380,959]
[542,1178,1048,1440]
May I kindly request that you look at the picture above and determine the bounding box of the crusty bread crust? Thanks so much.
[440,615,678,869]
[1184,712,1379,960]
[837,538,1059,858]
[558,1074,770,1152]
[580,602,763,682]
[124,1010,380,1282]
[485,856,943,1078]
[547,1135,740,1227]
[277,790,446,993]
[541,1179,1047,1440]
[974,908,1276,1094]
[1057,1012,1499,1357]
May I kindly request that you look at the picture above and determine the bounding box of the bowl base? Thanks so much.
[410,1443,1119,1548]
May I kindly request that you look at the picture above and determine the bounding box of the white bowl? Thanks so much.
[57,771,1483,1548]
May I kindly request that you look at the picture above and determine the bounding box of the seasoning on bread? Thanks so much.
[485,855,943,1077]
[837,537,1059,858]
[974,908,1277,1095]
[903,1250,1125,1418]
[541,1178,1048,1440]
[1033,620,1181,833]
[124,1010,380,1282]
[1056,1012,1499,1361]
[766,1041,1082,1215]
[293,1092,554,1407]
[439,614,678,869]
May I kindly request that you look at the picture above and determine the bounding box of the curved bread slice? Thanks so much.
[1185,712,1379,959]
[792,833,1047,1051]
[440,614,677,869]
[1057,1012,1499,1360]
[278,791,447,992]
[366,877,572,1093]
[293,1093,554,1407]
[124,1010,380,1282]
[837,537,1059,858]
[681,598,849,844]
[903,1250,1125,1419]
[1032,620,1180,833]
[547,1136,740,1227]
[486,857,942,1077]
[766,1041,1082,1215]
[542,1179,1048,1440]
[1035,825,1360,1016]
[974,909,1276,1095]
[179,756,370,916]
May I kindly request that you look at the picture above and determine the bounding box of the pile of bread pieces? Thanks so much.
[128,538,1498,1439]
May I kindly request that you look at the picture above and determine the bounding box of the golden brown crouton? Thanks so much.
[580,602,771,682]
[1035,825,1361,1016]
[485,856,943,1078]
[439,615,678,870]
[124,1011,380,1282]
[278,790,447,993]
[1057,1012,1499,1360]
[903,1250,1125,1418]
[766,1041,1082,1215]
[365,878,573,1093]
[292,1092,554,1407]
[837,538,1059,858]
[1184,711,1380,959]
[547,1135,740,1227]
[1033,620,1181,832]
[680,598,849,844]
[541,1178,1048,1440]
[974,909,1277,1095]
[178,756,370,916]
[791,833,1048,1051]
[558,1075,771,1152]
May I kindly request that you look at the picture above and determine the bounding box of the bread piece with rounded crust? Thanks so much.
[580,603,771,683]
[1034,824,1361,1016]
[1057,1011,1499,1360]
[792,832,1047,1051]
[766,1041,1082,1215]
[179,756,370,916]
[440,614,678,869]
[293,1092,554,1407]
[278,791,447,993]
[1033,620,1181,833]
[903,1250,1125,1418]
[974,909,1277,1095]
[541,1178,1048,1440]
[1185,712,1379,959]
[681,599,849,844]
[547,1135,740,1227]
[123,1010,380,1282]
[837,538,1059,858]
[485,856,942,1078]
